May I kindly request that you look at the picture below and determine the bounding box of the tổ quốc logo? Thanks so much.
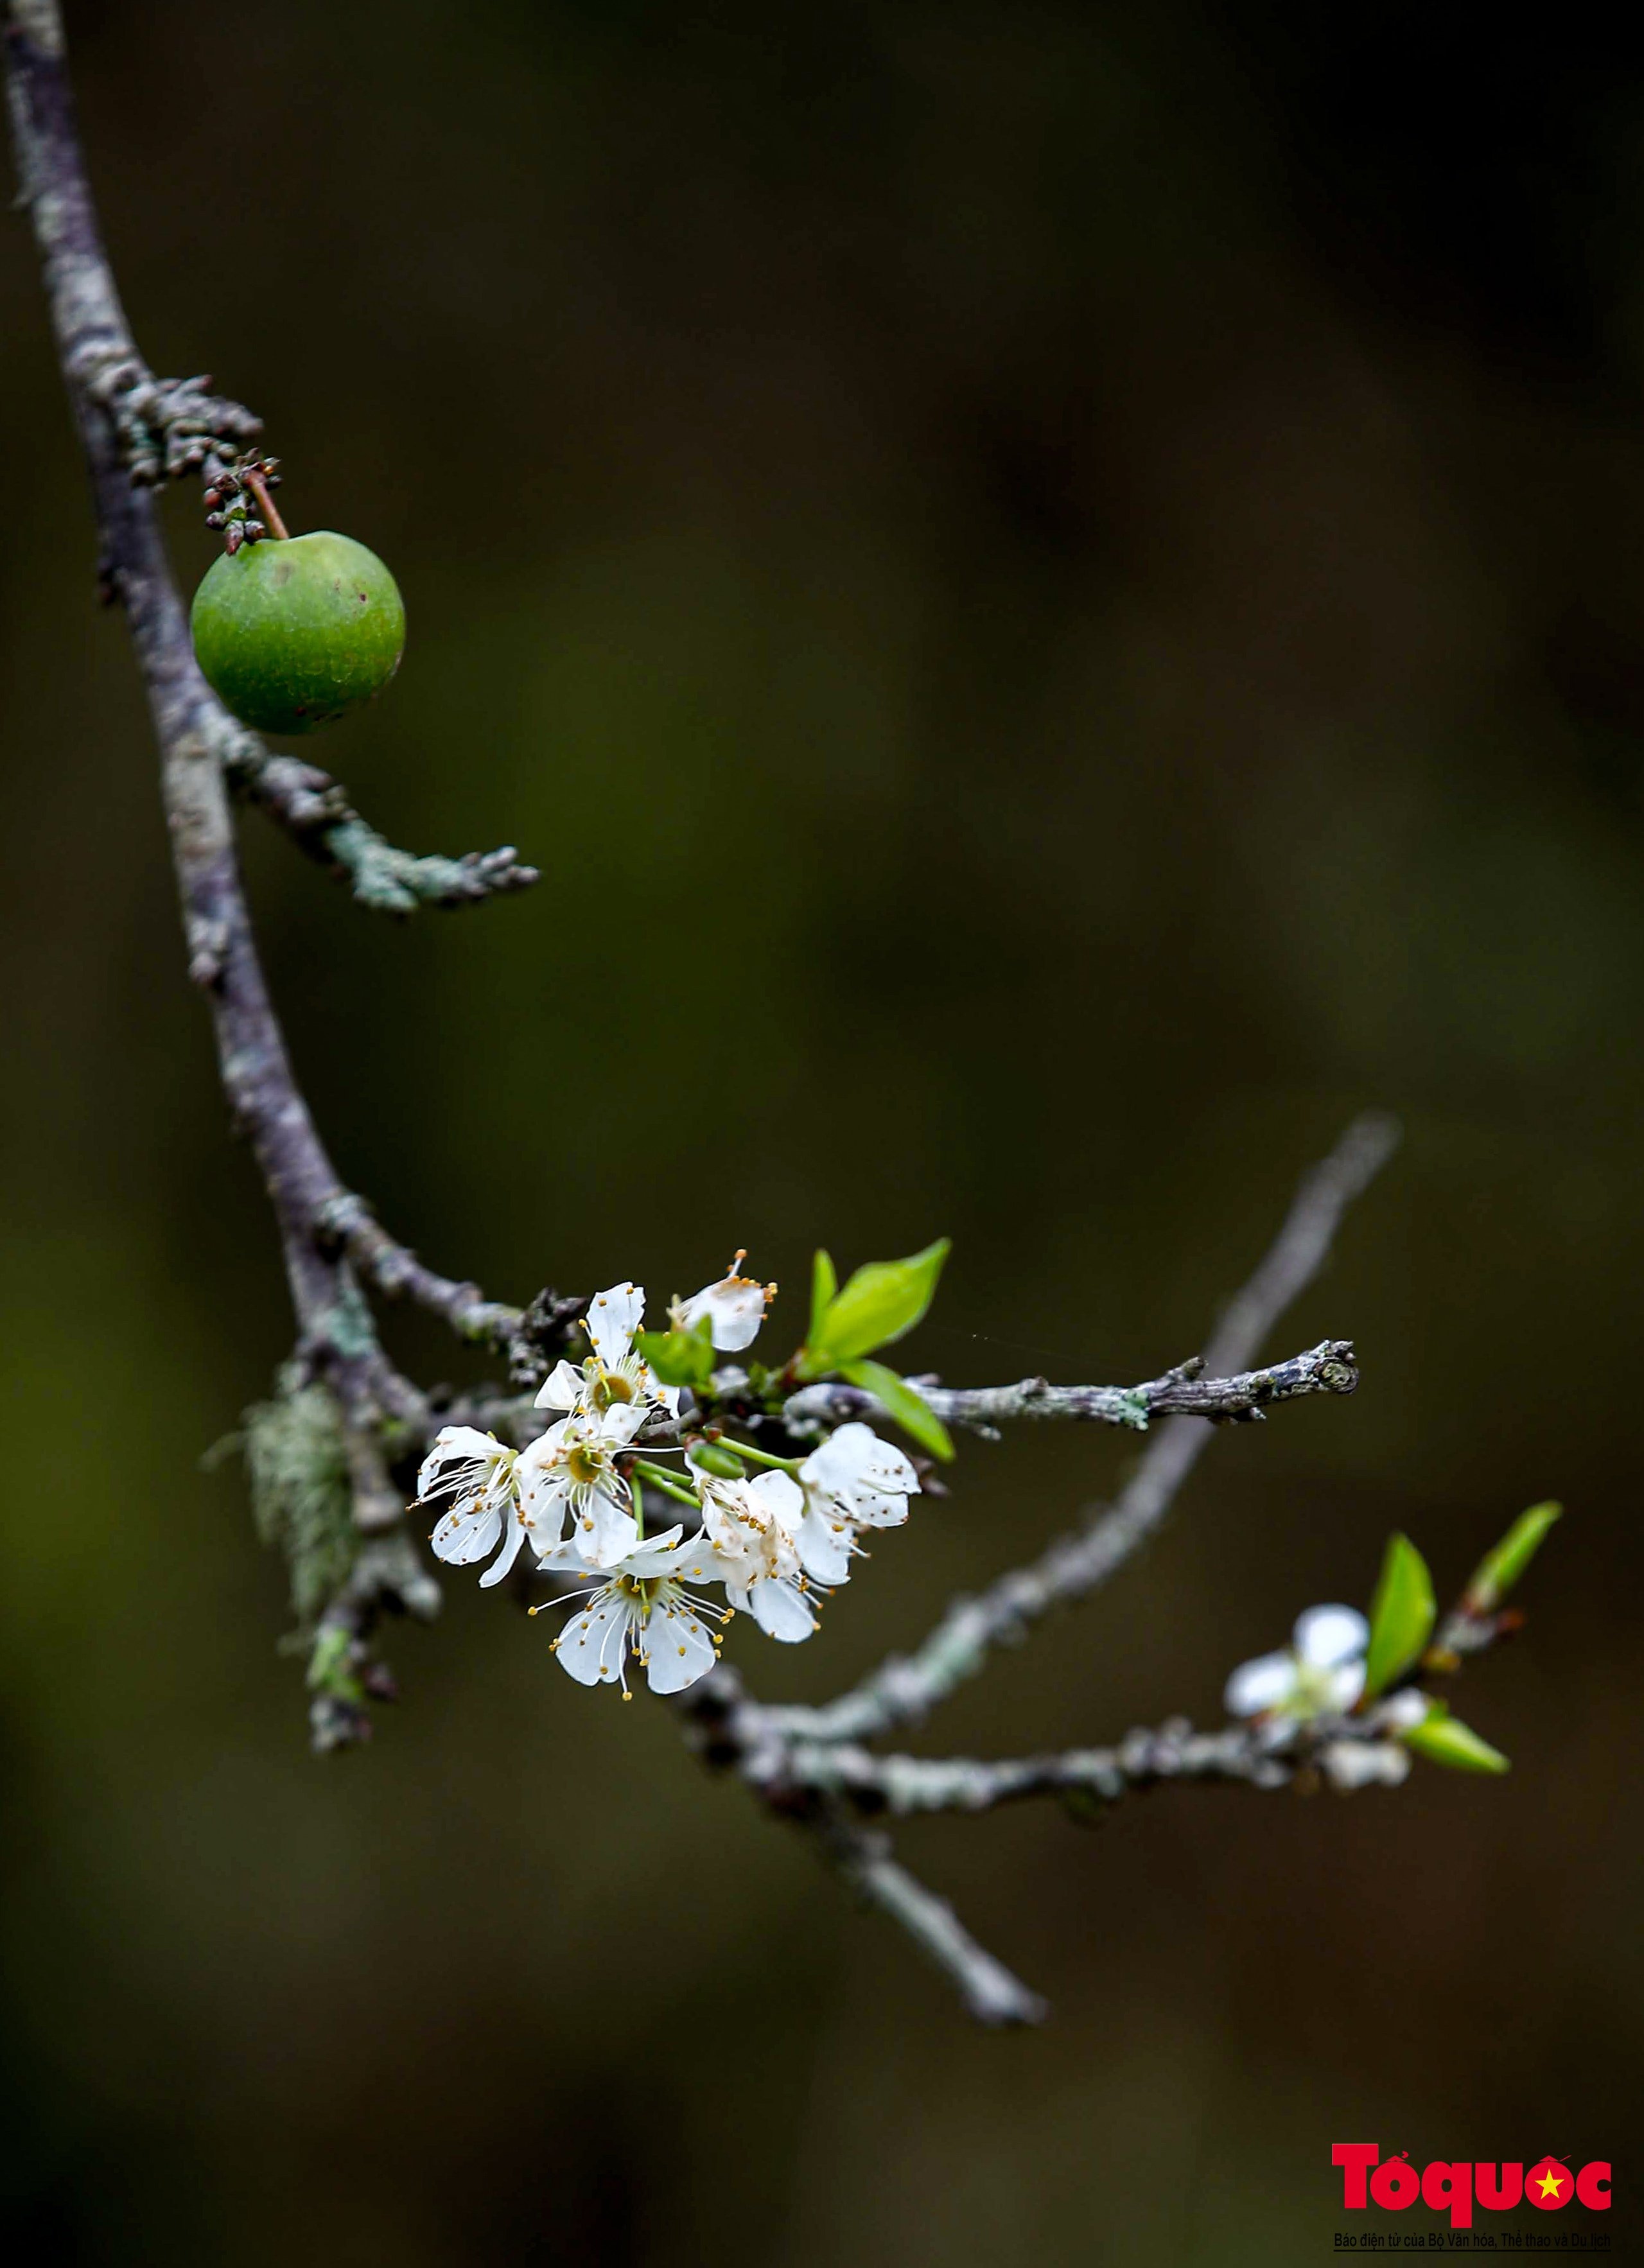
[1333,2147,1612,2233]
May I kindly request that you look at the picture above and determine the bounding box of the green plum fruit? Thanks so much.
[190,530,405,735]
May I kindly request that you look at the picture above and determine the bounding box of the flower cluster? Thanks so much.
[414,1267,920,1697]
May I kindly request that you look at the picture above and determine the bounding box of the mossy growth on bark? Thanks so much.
[242,1371,358,1631]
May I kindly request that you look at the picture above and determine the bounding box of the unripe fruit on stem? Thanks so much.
[190,530,405,735]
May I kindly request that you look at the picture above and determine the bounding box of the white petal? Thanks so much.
[839,1483,909,1530]
[749,1576,816,1643]
[520,1417,571,1466]
[575,1487,639,1568]
[517,1471,572,1551]
[417,1424,500,1497]
[1324,1661,1367,1711]
[534,1359,588,1413]
[749,1469,805,1535]
[1223,1651,1299,1717]
[641,1592,720,1692]
[586,1282,645,1368]
[672,1541,739,1589]
[554,1591,633,1686]
[535,1535,598,1576]
[1293,1605,1370,1670]
[1376,1690,1431,1732]
[477,1512,529,1589]
[681,1277,767,1351]
[804,1422,902,1491]
[801,1424,917,1523]
[429,1500,502,1566]
[617,1528,690,1578]
[595,1398,647,1449]
[796,1506,853,1585]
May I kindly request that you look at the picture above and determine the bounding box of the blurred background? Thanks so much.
[2,0,1641,2258]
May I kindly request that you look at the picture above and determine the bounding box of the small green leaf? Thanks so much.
[839,1357,954,1461]
[1465,1501,1561,1613]
[1362,1532,1437,1700]
[635,1315,715,1390]
[809,1249,837,1347]
[809,1237,951,1370]
[1403,1705,1510,1774]
[686,1438,747,1479]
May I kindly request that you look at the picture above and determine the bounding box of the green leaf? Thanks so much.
[634,1316,715,1390]
[809,1250,837,1347]
[839,1357,954,1461]
[1362,1532,1437,1700]
[809,1237,951,1369]
[1465,1500,1561,1612]
[1403,1705,1510,1774]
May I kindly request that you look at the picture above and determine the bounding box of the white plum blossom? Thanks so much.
[518,1402,645,1566]
[794,1422,920,1584]
[534,1280,679,1429]
[419,1426,530,1589]
[671,1251,776,1352]
[692,1461,818,1641]
[536,1526,733,1695]
[1223,1603,1370,1720]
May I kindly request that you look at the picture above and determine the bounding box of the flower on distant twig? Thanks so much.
[1318,1687,1428,1786]
[1318,1738,1412,1790]
[419,1426,529,1589]
[794,1421,920,1584]
[1223,1604,1369,1720]
[671,1251,776,1353]
[692,1461,818,1641]
[535,1526,732,1695]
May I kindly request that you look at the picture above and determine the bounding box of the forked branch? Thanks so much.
[12,1,1482,2029]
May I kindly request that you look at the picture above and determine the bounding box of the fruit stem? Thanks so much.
[244,469,289,541]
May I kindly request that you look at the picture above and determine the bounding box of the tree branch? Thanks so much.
[773,1114,1399,1746]
[4,0,539,1392]
[17,5,1471,2026]
[786,1723,1286,1812]
[86,353,263,484]
[782,1337,1360,1441]
[1,0,475,1703]
[313,1192,524,1347]
[6,8,536,925]
[224,740,539,913]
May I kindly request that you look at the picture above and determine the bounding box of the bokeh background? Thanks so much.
[3,1,1641,2258]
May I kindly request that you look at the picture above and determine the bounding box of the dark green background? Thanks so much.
[2,2,1640,2259]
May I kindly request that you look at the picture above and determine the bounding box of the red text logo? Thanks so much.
[1332,2145,1611,2229]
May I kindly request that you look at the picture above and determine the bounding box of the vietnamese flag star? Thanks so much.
[1534,2167,1566,2201]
